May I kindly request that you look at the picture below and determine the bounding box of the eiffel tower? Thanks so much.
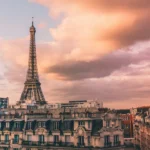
[19,20,46,105]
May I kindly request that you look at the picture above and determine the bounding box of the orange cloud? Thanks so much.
[30,0,150,63]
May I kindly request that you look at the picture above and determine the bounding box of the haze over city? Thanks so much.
[0,0,150,108]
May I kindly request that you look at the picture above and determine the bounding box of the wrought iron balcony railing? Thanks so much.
[113,141,121,146]
[0,140,10,145]
[104,142,112,147]
[22,141,74,147]
[77,142,85,147]
[12,140,19,144]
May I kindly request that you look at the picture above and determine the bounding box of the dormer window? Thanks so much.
[15,122,20,128]
[64,121,70,130]
[38,122,45,128]
[6,122,9,128]
[53,121,59,130]
[41,122,45,127]
[79,121,85,126]
[38,122,41,127]
[27,122,32,129]
[88,121,91,128]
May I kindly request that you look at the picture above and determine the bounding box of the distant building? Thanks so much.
[70,100,103,108]
[0,97,9,109]
[116,109,134,148]
[134,109,150,150]
[117,109,134,138]
[131,106,150,115]
[48,100,103,109]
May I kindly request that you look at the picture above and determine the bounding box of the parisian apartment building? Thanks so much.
[0,107,125,150]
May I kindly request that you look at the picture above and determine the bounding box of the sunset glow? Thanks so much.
[0,0,150,108]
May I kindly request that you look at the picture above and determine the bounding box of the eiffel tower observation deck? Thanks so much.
[19,20,46,105]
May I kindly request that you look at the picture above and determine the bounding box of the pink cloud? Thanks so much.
[38,22,47,29]
[1,35,150,108]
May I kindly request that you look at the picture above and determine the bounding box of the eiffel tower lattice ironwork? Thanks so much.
[20,20,46,105]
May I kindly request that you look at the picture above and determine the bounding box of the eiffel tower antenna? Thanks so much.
[19,19,46,105]
[32,17,34,26]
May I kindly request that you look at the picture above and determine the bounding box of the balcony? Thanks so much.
[104,142,112,147]
[0,140,10,145]
[61,142,74,147]
[22,141,74,147]
[113,141,121,146]
[77,143,85,147]
[12,140,19,144]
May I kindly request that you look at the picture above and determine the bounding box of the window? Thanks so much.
[114,135,120,146]
[78,136,84,146]
[39,135,44,143]
[114,135,119,143]
[104,135,110,146]
[64,122,70,130]
[38,122,41,127]
[27,135,32,141]
[41,122,45,127]
[53,122,59,130]
[6,122,9,128]
[27,122,32,129]
[88,121,91,128]
[88,136,91,145]
[5,134,9,142]
[38,122,46,128]
[124,124,129,129]
[106,121,110,127]
[14,135,19,144]
[88,113,92,117]
[54,135,59,143]
[79,121,85,126]
[15,122,20,128]
[65,135,70,143]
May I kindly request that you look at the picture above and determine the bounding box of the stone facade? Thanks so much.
[0,108,124,150]
[134,110,150,150]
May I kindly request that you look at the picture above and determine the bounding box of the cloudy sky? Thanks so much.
[0,0,150,108]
